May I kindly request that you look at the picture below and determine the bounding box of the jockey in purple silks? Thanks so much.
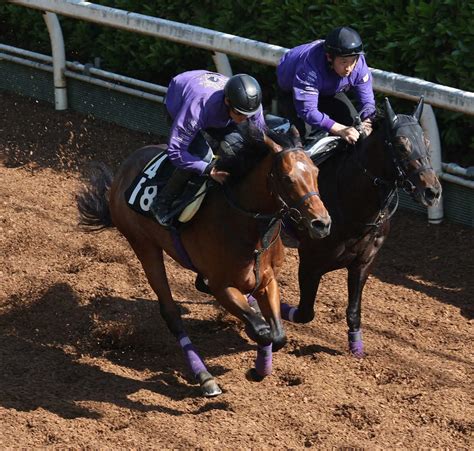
[151,70,267,227]
[276,26,376,145]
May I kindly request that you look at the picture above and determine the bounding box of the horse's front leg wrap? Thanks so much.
[255,343,273,377]
[348,329,364,358]
[281,302,298,322]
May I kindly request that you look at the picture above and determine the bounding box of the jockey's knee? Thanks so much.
[218,132,244,158]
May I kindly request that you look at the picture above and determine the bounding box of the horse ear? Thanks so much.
[413,96,424,122]
[384,97,397,127]
[263,133,282,154]
[290,125,303,148]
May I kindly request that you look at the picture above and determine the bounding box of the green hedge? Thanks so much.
[1,0,473,165]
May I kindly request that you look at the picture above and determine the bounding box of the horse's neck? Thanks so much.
[234,153,279,213]
[363,127,394,182]
[333,127,395,225]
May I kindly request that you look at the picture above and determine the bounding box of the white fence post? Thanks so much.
[43,11,67,110]
[420,105,444,224]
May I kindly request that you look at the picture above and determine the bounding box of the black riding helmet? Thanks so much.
[324,26,364,57]
[224,74,262,116]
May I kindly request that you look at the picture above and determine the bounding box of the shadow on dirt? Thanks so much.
[372,214,473,320]
[0,282,252,418]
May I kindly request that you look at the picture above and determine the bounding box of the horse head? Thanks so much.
[384,97,442,207]
[267,126,331,239]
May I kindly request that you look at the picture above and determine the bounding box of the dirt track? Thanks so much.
[0,91,473,448]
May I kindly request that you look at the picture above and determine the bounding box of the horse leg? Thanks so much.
[254,277,286,351]
[130,241,221,396]
[211,286,273,347]
[246,277,287,381]
[281,254,322,324]
[346,264,370,358]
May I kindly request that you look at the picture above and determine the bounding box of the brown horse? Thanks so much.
[77,127,331,396]
[281,97,442,356]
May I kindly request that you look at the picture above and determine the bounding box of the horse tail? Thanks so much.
[76,162,114,231]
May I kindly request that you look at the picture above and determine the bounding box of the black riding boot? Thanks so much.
[151,168,192,227]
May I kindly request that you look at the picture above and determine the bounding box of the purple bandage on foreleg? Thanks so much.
[281,302,297,322]
[255,343,273,377]
[348,329,364,357]
[178,333,207,377]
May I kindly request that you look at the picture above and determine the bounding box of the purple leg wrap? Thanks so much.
[281,303,298,322]
[255,343,273,377]
[178,333,207,377]
[348,330,364,358]
[246,294,258,309]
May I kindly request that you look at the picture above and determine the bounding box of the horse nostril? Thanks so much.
[311,218,330,232]
[425,188,438,202]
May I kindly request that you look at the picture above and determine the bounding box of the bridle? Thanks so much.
[268,148,321,225]
[223,147,321,226]
[385,115,433,194]
[355,112,431,228]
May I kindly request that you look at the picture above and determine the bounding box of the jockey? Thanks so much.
[151,70,266,227]
[276,26,376,145]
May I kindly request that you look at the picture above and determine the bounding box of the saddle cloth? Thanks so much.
[124,150,209,224]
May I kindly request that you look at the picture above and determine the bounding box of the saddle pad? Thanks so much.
[124,152,208,223]
[306,136,344,166]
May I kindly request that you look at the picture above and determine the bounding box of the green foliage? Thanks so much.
[1,0,472,164]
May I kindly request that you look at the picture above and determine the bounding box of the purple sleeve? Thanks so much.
[167,102,209,175]
[292,69,335,131]
[352,60,376,120]
[249,105,267,131]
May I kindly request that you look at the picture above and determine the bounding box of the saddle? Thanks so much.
[265,114,344,166]
[124,145,211,225]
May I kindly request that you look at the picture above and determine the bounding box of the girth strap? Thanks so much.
[251,218,282,296]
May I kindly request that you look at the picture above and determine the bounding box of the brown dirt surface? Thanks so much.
[1,91,473,449]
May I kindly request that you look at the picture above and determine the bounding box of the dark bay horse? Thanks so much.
[281,97,442,356]
[77,127,331,396]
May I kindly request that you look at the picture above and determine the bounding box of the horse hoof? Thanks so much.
[246,368,265,382]
[349,348,365,358]
[195,274,212,295]
[200,379,222,397]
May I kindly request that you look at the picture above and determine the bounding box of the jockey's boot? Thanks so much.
[151,168,192,227]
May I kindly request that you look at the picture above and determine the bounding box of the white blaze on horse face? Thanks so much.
[296,161,308,173]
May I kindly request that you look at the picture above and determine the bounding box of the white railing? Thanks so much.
[5,0,474,224]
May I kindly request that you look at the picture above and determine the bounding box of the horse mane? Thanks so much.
[215,124,302,181]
